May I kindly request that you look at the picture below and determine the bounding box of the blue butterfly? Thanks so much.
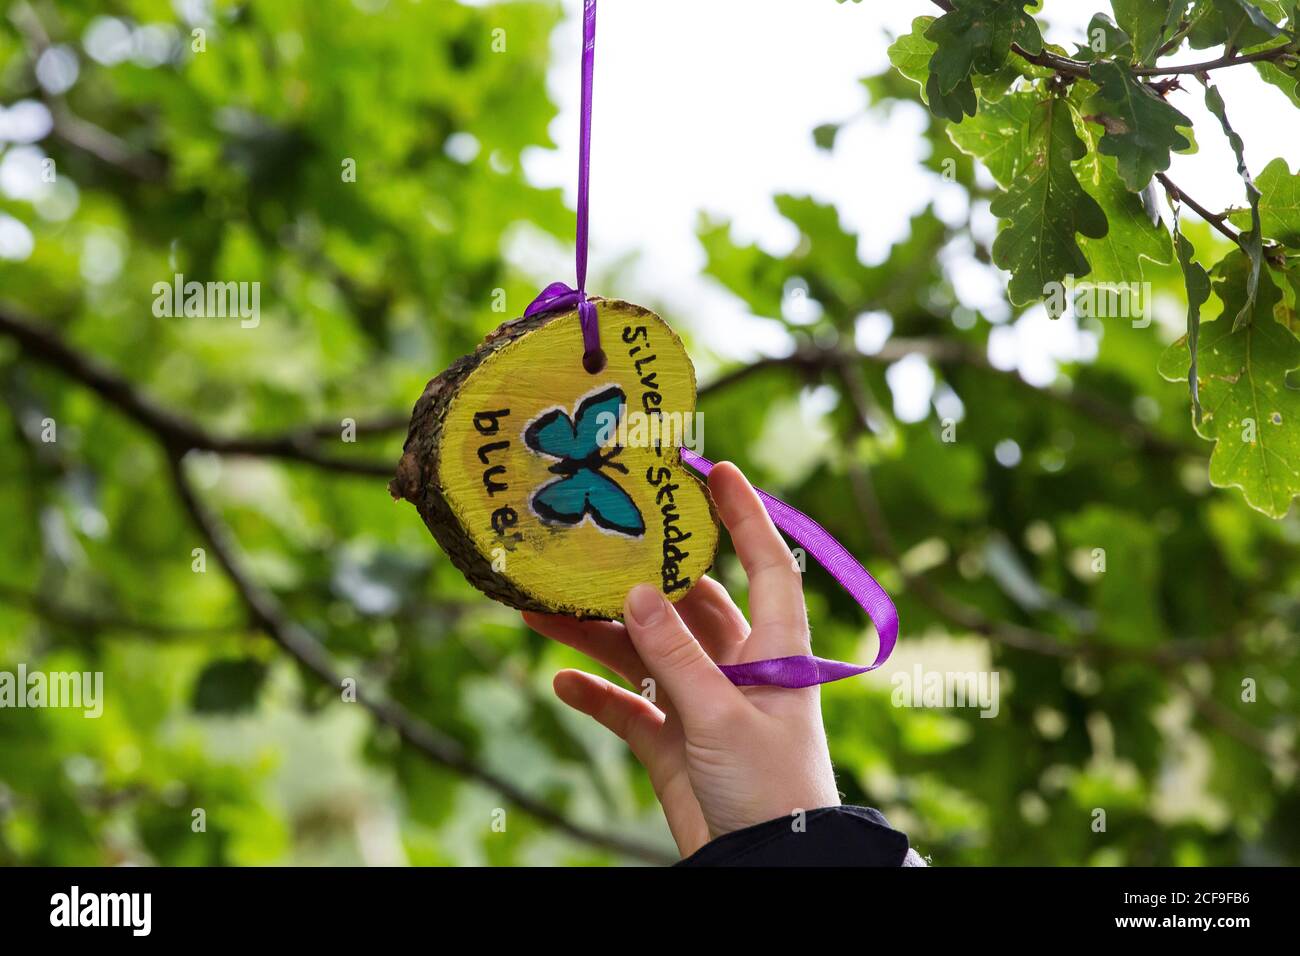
[523,386,646,538]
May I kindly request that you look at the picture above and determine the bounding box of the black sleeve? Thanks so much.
[674,805,918,867]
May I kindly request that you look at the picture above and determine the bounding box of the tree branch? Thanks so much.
[46,105,168,183]
[1155,172,1243,247]
[5,303,1192,486]
[0,307,394,477]
[1156,170,1288,267]
[1136,42,1299,77]
[699,338,1201,459]
[1167,668,1295,765]
[0,582,244,639]
[9,0,167,183]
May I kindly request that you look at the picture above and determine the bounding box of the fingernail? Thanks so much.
[625,584,665,626]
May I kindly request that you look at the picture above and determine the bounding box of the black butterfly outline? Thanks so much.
[521,385,647,538]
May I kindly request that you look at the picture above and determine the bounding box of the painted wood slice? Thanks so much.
[390,298,719,618]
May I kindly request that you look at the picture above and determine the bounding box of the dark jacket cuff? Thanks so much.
[675,805,914,867]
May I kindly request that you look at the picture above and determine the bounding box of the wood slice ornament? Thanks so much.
[389,298,719,618]
[387,1,899,686]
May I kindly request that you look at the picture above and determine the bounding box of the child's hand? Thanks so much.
[523,461,840,858]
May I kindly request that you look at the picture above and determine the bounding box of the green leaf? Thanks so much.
[813,123,840,151]
[1225,0,1288,35]
[1255,58,1300,108]
[1230,157,1300,247]
[888,15,980,120]
[1072,97,1175,284]
[1255,1,1300,100]
[1175,119,1201,155]
[1060,505,1166,645]
[1158,252,1300,517]
[951,91,1168,286]
[927,73,980,121]
[1203,81,1264,329]
[192,658,268,714]
[1173,208,1213,421]
[1188,0,1287,49]
[989,96,1110,314]
[1109,0,1183,63]
[1276,260,1300,331]
[1087,61,1192,191]
[901,426,989,520]
[1078,13,1135,60]
[772,194,871,308]
[925,0,1044,96]
[947,90,1039,186]
[697,216,786,318]
[1075,167,1172,286]
[1161,1,1197,52]
[887,16,938,91]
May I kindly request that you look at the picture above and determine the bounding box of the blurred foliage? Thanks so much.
[0,0,1297,867]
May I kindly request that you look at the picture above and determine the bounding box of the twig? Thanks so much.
[0,582,243,638]
[0,307,394,477]
[1155,171,1286,267]
[297,411,410,441]
[49,107,167,182]
[1136,42,1299,77]
[1155,20,1194,60]
[1155,172,1242,246]
[1168,668,1294,764]
[699,339,1200,459]
[9,0,167,182]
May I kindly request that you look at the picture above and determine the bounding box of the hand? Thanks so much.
[523,461,840,858]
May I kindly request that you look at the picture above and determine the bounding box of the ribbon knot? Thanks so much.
[524,282,604,373]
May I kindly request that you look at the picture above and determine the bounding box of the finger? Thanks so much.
[553,669,664,765]
[623,584,746,730]
[707,461,809,656]
[522,612,645,686]
[676,575,749,656]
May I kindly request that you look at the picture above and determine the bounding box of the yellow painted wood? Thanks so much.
[435,299,718,617]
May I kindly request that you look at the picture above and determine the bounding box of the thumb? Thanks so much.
[623,584,745,730]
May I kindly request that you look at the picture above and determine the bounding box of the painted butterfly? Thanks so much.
[523,385,646,538]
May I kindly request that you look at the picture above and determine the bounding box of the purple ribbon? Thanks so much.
[680,451,899,688]
[524,0,603,375]
[523,1,901,686]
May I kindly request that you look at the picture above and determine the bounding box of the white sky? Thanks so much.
[506,0,1300,407]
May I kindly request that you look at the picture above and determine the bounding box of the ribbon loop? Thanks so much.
[524,281,581,317]
[680,451,898,687]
